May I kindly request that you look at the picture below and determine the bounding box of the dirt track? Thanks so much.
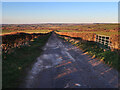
[20,32,118,88]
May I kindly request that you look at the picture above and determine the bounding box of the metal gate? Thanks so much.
[95,34,111,47]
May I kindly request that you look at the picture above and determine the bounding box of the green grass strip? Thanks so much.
[2,33,51,88]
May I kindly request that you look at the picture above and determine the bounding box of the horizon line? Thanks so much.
[2,22,119,24]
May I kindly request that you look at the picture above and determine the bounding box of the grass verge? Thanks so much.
[58,35,120,71]
[2,32,51,88]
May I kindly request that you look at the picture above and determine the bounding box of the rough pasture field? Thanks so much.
[55,32,96,41]
[2,24,52,35]
[2,29,52,35]
[56,23,119,32]
[2,23,119,35]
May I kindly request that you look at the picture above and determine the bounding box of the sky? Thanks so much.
[2,2,118,24]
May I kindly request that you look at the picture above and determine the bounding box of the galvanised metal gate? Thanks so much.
[95,34,111,48]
